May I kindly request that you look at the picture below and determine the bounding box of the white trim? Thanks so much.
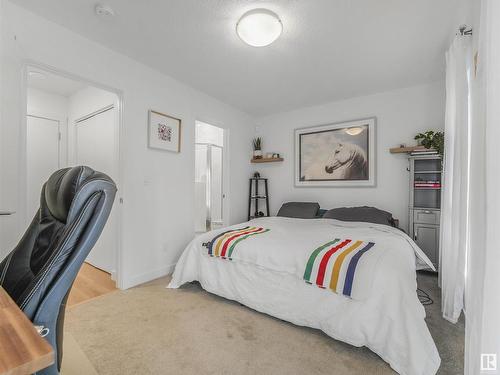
[121,263,177,290]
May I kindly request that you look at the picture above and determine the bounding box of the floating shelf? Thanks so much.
[251,157,284,163]
[389,145,436,154]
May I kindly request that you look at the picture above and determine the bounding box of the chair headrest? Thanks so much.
[44,166,103,222]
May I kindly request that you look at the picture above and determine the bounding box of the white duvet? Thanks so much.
[169,217,441,375]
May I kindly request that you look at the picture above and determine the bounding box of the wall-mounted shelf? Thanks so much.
[251,157,284,163]
[390,145,435,154]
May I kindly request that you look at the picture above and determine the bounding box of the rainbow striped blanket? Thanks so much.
[199,217,434,301]
[206,226,269,259]
[203,224,380,299]
[303,239,375,298]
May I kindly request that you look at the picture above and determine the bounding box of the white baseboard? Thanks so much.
[121,262,176,289]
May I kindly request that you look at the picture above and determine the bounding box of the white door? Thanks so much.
[75,107,117,273]
[27,115,60,219]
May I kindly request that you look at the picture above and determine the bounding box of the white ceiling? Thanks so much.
[28,68,86,97]
[13,0,469,116]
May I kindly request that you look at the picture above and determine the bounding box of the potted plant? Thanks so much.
[414,131,444,156]
[253,137,263,159]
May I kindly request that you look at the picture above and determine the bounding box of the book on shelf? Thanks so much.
[414,183,441,188]
[410,150,438,156]
[414,180,441,184]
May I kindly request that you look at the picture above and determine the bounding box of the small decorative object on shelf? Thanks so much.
[253,137,263,159]
[389,131,445,155]
[414,131,444,156]
[248,176,270,220]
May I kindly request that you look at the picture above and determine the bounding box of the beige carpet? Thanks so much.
[63,272,463,374]
[61,332,98,375]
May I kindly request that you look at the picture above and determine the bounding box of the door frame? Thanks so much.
[20,61,126,289]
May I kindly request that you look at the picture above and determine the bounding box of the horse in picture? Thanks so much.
[302,142,368,181]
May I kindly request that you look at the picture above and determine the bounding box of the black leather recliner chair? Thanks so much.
[0,166,117,374]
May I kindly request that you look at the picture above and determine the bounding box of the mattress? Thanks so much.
[168,217,440,375]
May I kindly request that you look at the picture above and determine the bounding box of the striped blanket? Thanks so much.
[206,226,269,259]
[204,226,377,299]
[303,239,375,298]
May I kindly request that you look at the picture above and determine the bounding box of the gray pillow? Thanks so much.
[277,202,320,219]
[322,206,394,226]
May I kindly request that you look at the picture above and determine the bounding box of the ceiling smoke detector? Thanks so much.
[95,4,115,18]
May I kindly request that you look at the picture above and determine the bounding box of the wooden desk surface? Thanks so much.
[0,287,54,375]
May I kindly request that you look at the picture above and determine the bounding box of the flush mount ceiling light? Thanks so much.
[345,127,364,136]
[236,9,282,47]
[28,71,46,79]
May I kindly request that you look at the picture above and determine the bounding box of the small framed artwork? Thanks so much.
[148,110,182,152]
[295,117,376,187]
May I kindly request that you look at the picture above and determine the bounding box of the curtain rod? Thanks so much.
[459,24,473,36]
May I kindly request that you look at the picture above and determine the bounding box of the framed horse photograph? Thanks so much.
[294,117,376,187]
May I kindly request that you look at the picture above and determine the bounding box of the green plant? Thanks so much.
[414,131,444,155]
[253,137,262,151]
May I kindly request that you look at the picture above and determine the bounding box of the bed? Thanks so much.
[168,204,440,375]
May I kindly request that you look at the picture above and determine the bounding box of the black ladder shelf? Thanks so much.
[248,178,270,221]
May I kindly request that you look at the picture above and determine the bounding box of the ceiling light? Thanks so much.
[236,9,282,47]
[95,4,115,17]
[345,127,364,136]
[28,71,46,79]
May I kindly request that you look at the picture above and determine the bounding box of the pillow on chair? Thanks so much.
[277,202,320,219]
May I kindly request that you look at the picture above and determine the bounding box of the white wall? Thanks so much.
[255,81,445,231]
[27,87,68,119]
[0,1,254,288]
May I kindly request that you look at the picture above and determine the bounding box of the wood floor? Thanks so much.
[68,263,117,307]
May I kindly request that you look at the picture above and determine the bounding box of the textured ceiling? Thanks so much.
[12,0,470,116]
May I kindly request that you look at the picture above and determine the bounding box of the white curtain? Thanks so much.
[440,35,472,323]
[465,0,500,373]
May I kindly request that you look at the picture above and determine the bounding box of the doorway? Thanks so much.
[25,65,121,289]
[195,121,225,233]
